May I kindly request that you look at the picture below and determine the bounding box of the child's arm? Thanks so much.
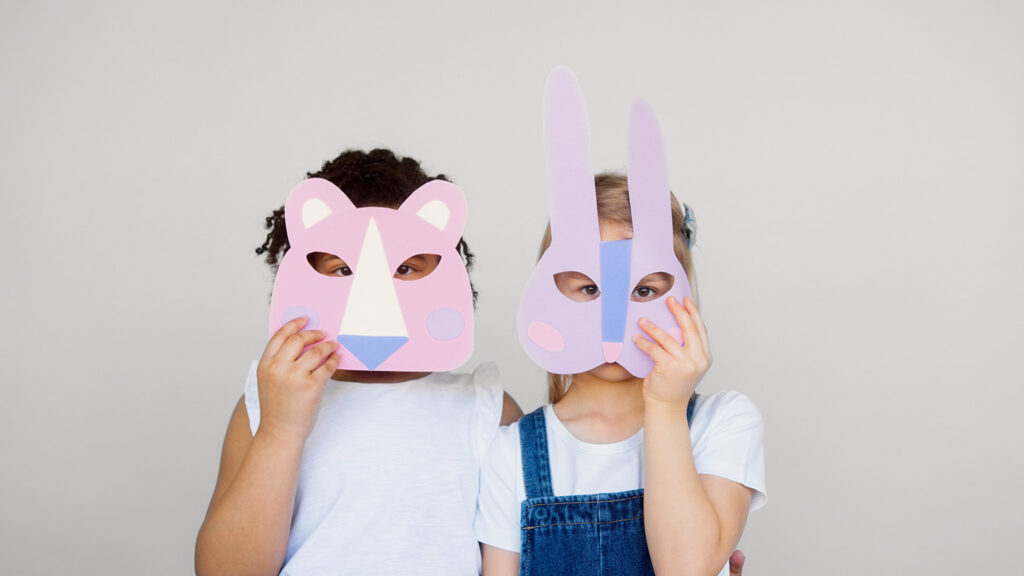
[500,392,524,425]
[477,422,525,576]
[481,543,520,576]
[643,400,753,576]
[635,297,753,576]
[195,317,340,576]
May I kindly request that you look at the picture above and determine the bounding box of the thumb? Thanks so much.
[729,550,746,576]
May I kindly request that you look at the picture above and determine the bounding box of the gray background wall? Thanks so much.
[2,1,1021,574]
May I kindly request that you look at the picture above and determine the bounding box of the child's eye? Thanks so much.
[307,252,353,278]
[631,286,656,301]
[554,271,601,303]
[393,254,441,281]
[630,273,675,303]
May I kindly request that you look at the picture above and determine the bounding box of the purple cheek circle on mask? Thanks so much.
[426,307,465,341]
[516,66,693,378]
[281,306,320,331]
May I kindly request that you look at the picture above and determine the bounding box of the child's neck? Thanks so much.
[553,370,646,444]
[330,370,431,384]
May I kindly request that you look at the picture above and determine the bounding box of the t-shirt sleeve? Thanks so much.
[472,362,505,463]
[692,391,767,512]
[242,360,260,436]
[475,424,523,554]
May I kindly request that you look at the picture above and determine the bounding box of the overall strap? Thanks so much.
[519,408,554,499]
[519,396,695,501]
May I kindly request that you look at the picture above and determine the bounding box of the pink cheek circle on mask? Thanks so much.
[426,307,465,341]
[528,321,565,352]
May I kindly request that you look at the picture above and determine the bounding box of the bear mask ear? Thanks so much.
[416,199,451,231]
[301,197,332,229]
[284,178,358,241]
[398,180,468,244]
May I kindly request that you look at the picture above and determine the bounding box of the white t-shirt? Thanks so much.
[474,390,766,559]
[244,361,504,576]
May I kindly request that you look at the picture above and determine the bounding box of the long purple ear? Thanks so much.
[545,66,600,250]
[627,100,674,249]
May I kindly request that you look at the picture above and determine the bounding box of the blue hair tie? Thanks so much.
[682,203,697,249]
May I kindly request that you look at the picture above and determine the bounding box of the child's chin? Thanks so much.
[587,362,635,383]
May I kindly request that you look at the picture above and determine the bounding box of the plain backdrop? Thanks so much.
[2,1,1022,574]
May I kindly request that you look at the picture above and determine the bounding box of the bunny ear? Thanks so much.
[544,66,600,248]
[627,99,674,249]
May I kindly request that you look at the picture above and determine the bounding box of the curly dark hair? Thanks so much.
[255,148,478,303]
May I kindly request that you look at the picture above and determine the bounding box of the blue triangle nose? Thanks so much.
[336,335,409,371]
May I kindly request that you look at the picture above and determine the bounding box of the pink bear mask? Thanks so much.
[517,66,693,378]
[269,178,474,372]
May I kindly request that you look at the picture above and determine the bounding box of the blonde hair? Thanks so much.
[540,172,698,403]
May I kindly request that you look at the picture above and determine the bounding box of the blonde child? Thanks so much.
[476,174,766,576]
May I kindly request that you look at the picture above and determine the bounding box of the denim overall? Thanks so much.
[518,395,697,576]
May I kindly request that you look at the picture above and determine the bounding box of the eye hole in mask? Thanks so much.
[554,271,601,302]
[394,254,442,281]
[307,252,353,277]
[630,272,675,303]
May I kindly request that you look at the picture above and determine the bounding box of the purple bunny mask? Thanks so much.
[517,66,693,378]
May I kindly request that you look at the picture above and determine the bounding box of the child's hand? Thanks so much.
[256,316,341,444]
[634,296,712,409]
